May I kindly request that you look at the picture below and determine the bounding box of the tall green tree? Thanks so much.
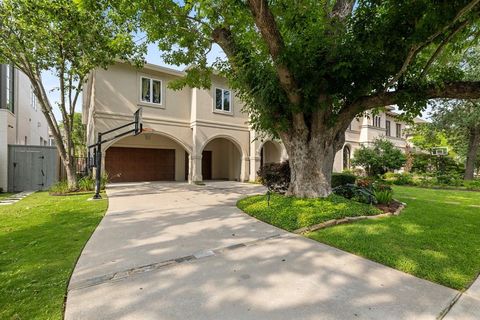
[0,0,142,189]
[104,0,480,197]
[431,100,480,179]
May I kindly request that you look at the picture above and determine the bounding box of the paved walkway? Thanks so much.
[65,181,460,320]
[444,275,480,320]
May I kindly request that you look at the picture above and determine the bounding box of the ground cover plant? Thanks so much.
[237,193,381,232]
[309,186,480,290]
[0,192,107,319]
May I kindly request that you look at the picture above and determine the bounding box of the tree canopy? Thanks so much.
[98,1,480,196]
[0,0,143,188]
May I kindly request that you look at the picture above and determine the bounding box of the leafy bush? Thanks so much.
[464,179,480,191]
[392,173,414,185]
[435,173,463,186]
[331,172,356,188]
[356,177,375,190]
[374,189,393,204]
[257,161,290,193]
[332,184,377,204]
[49,181,70,195]
[78,176,95,191]
[352,139,406,176]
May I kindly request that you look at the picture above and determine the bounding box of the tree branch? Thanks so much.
[345,81,480,121]
[330,0,355,20]
[246,0,300,105]
[420,20,469,78]
[385,0,480,89]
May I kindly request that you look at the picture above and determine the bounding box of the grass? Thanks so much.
[0,191,108,320]
[0,192,14,200]
[237,193,381,232]
[309,186,480,290]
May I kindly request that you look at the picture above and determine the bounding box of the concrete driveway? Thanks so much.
[65,181,459,320]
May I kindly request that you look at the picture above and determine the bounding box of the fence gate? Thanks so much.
[8,145,58,192]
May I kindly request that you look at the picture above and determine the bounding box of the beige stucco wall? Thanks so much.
[86,61,414,180]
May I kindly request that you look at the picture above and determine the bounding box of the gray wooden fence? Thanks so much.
[7,145,58,192]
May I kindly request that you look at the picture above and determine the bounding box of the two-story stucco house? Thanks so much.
[0,64,50,191]
[83,62,411,183]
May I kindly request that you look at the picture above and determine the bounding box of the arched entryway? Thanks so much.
[105,132,190,183]
[260,140,282,167]
[343,145,351,170]
[201,137,242,181]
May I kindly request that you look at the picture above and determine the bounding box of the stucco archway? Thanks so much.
[200,136,243,181]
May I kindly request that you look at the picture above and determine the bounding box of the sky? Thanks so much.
[43,41,429,121]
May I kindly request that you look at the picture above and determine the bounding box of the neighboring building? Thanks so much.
[83,62,413,183]
[0,64,50,191]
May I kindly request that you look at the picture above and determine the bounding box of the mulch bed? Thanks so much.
[376,200,403,214]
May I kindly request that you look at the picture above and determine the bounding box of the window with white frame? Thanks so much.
[214,88,231,112]
[140,76,162,105]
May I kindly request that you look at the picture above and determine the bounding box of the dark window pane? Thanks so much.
[223,90,230,111]
[141,78,150,102]
[215,88,222,110]
[152,80,161,104]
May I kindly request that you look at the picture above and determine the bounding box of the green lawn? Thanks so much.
[237,193,381,232]
[0,191,107,320]
[309,186,480,290]
[0,192,14,200]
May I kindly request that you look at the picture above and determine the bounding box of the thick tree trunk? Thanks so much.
[286,141,337,197]
[280,112,347,198]
[464,127,480,180]
[64,159,77,190]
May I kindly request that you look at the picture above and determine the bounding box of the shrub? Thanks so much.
[352,139,406,176]
[392,173,414,185]
[374,189,393,204]
[331,172,356,188]
[435,173,463,186]
[332,184,377,204]
[78,176,95,191]
[257,161,290,193]
[464,179,480,191]
[49,181,70,195]
[356,177,375,190]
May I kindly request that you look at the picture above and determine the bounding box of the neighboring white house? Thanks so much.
[83,61,413,183]
[0,64,49,191]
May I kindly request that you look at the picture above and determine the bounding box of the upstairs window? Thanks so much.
[386,120,391,136]
[396,123,402,138]
[30,85,37,111]
[215,88,231,112]
[372,115,381,127]
[140,76,162,105]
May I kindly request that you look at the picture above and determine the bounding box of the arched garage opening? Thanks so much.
[105,133,190,183]
[202,137,242,181]
[260,140,282,167]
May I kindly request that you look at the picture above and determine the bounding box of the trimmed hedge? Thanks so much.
[258,162,357,193]
[331,172,357,188]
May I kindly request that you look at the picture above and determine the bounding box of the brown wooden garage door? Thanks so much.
[106,147,175,182]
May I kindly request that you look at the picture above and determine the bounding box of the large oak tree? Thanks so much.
[105,0,480,197]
